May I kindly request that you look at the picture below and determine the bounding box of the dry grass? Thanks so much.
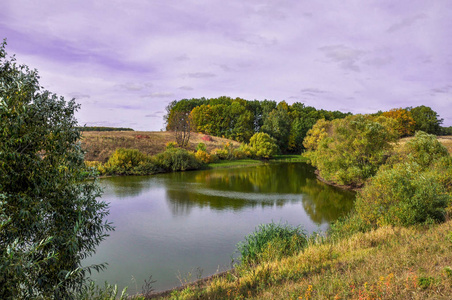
[81,131,240,162]
[162,221,452,299]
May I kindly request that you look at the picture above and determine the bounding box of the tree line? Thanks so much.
[165,97,351,153]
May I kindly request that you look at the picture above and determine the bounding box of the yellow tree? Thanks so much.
[382,108,415,136]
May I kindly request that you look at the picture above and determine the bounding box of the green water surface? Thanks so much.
[84,162,355,293]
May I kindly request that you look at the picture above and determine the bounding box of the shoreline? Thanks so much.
[314,169,362,192]
[146,269,234,299]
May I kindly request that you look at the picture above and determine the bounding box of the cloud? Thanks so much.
[386,14,427,33]
[144,111,164,118]
[141,92,174,98]
[68,92,90,99]
[364,56,393,67]
[184,72,216,78]
[318,45,366,72]
[300,88,328,96]
[431,85,452,94]
[179,86,194,90]
[115,83,152,91]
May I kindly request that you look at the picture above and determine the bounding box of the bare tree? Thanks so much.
[171,111,191,147]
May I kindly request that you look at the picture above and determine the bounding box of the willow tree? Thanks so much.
[0,41,113,298]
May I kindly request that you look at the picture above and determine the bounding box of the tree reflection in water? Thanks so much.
[163,162,355,224]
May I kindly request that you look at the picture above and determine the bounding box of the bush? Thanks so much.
[248,132,278,159]
[236,222,307,266]
[153,148,203,172]
[196,142,207,152]
[103,148,148,175]
[356,162,450,227]
[303,115,398,186]
[195,149,214,163]
[211,142,235,160]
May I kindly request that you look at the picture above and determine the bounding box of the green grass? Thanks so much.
[270,154,307,162]
[206,155,306,170]
[207,159,262,169]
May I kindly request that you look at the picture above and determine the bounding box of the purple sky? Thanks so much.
[1,0,451,130]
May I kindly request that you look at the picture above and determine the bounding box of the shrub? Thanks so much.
[195,149,214,163]
[103,148,148,175]
[236,222,307,266]
[356,162,450,227]
[238,143,255,158]
[153,148,203,172]
[248,132,278,159]
[303,115,399,186]
[211,142,235,160]
[196,142,207,152]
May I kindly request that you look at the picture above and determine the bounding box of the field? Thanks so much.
[81,131,241,162]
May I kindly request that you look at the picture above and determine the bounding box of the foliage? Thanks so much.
[0,41,112,298]
[382,108,415,136]
[441,126,452,135]
[249,132,279,159]
[153,148,203,172]
[388,131,449,169]
[408,105,443,135]
[211,142,235,160]
[262,101,292,152]
[195,149,214,163]
[196,142,206,152]
[103,148,148,175]
[356,162,449,227]
[303,115,399,186]
[165,97,350,148]
[236,222,307,266]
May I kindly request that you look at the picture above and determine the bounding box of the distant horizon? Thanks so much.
[2,0,451,130]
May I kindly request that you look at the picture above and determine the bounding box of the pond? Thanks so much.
[83,162,355,293]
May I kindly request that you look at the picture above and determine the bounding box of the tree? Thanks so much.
[170,110,191,147]
[262,101,291,152]
[0,41,113,298]
[303,115,399,186]
[408,105,443,134]
[382,108,415,136]
[249,132,279,159]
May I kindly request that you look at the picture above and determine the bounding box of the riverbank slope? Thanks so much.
[151,220,452,299]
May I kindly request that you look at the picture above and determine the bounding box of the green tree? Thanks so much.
[304,115,399,186]
[0,41,112,298]
[262,101,291,152]
[249,132,279,159]
[408,105,443,134]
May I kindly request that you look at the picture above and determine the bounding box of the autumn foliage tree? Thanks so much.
[382,108,415,136]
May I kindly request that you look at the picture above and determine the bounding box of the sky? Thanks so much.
[1,0,451,131]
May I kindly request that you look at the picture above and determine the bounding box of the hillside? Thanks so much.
[81,131,241,162]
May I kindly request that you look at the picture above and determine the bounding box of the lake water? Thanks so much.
[83,162,355,293]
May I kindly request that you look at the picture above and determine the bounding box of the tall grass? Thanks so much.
[236,222,308,267]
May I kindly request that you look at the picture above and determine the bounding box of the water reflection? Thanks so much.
[90,162,355,292]
[161,162,355,224]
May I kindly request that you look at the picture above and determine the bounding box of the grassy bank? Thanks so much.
[81,131,241,162]
[153,221,452,299]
